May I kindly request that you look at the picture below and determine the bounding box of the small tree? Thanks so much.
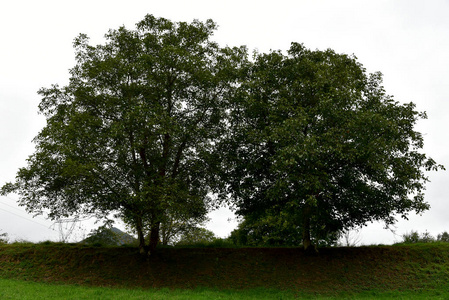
[420,230,435,243]
[0,230,8,244]
[175,227,216,245]
[402,230,435,243]
[437,231,449,242]
[402,230,421,243]
[81,226,137,246]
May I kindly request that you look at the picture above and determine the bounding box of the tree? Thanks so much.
[228,215,339,247]
[221,43,443,251]
[437,231,449,242]
[81,226,137,246]
[402,230,435,243]
[0,230,8,244]
[1,15,247,254]
[159,208,209,246]
[175,226,216,245]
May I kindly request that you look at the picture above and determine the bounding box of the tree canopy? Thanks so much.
[1,15,247,254]
[1,15,442,253]
[220,43,443,250]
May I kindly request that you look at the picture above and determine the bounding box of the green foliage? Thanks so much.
[402,231,421,243]
[228,216,303,246]
[81,227,137,246]
[401,230,449,244]
[437,231,449,242]
[1,15,247,254]
[0,14,442,253]
[220,43,443,248]
[158,210,210,246]
[402,230,432,243]
[228,216,339,247]
[175,227,216,246]
[173,238,235,248]
[0,230,8,244]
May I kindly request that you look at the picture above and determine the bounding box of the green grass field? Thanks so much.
[0,278,295,300]
[1,242,449,299]
[1,278,448,299]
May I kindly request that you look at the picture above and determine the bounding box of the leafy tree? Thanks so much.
[402,231,449,244]
[0,230,8,244]
[159,211,209,246]
[401,230,435,243]
[175,226,216,245]
[1,15,247,254]
[221,43,443,251]
[81,226,137,246]
[437,231,449,242]
[228,215,338,247]
[401,231,421,243]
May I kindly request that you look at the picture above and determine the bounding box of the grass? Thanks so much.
[1,278,449,299]
[0,278,298,299]
[1,242,449,298]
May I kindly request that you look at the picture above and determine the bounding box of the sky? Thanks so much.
[1,0,448,245]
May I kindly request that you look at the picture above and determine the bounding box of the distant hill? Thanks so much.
[80,227,137,246]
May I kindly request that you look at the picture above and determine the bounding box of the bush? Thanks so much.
[437,231,449,242]
[0,230,8,244]
[402,230,435,243]
[401,230,449,244]
[175,227,217,246]
[228,217,339,247]
[402,231,421,243]
[80,227,137,246]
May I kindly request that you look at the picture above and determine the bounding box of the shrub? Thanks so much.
[175,227,216,246]
[402,230,435,243]
[437,231,449,242]
[401,230,449,244]
[0,230,8,244]
[80,227,137,246]
[402,231,420,243]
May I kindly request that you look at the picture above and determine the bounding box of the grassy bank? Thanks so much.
[1,243,449,297]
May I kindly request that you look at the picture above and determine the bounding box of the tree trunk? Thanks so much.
[303,223,312,251]
[148,221,161,254]
[161,224,168,246]
[302,202,316,254]
[135,216,147,255]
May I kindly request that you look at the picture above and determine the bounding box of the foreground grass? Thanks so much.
[1,278,449,300]
[0,278,298,299]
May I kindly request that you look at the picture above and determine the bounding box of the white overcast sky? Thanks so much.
[1,0,448,244]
